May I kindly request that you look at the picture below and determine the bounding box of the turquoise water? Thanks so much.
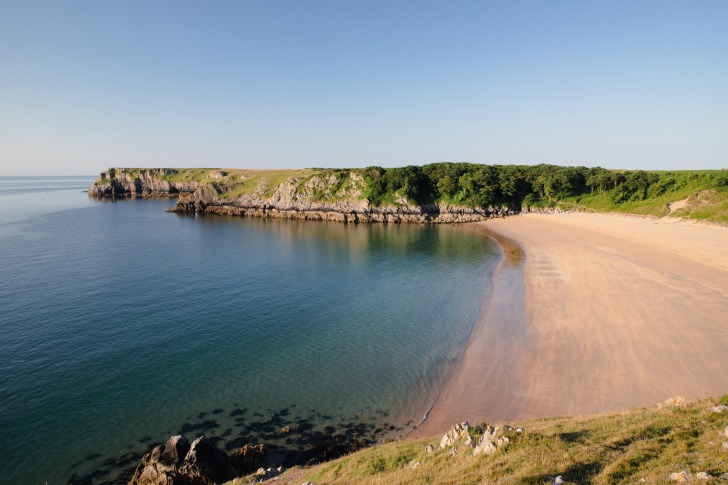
[0,177,499,484]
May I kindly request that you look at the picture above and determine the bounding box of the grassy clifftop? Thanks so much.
[234,395,728,484]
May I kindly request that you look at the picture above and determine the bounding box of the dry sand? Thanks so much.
[416,213,728,436]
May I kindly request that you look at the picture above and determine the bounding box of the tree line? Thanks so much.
[356,163,727,208]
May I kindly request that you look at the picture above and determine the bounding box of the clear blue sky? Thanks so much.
[1,0,726,175]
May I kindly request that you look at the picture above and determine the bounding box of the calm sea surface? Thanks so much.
[0,177,499,484]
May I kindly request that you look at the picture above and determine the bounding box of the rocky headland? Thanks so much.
[88,168,201,199]
[88,168,518,223]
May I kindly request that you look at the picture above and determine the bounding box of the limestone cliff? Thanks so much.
[88,168,200,198]
[89,167,518,223]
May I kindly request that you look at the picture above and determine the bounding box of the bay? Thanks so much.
[0,177,499,484]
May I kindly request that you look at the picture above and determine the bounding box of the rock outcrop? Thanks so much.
[129,435,265,485]
[170,182,516,223]
[88,168,200,199]
[438,422,513,457]
[440,422,470,448]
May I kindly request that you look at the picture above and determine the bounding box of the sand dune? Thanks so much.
[417,213,728,435]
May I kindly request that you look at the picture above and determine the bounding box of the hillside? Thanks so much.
[88,165,728,225]
[228,396,728,484]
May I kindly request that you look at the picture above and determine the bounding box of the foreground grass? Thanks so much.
[236,396,728,484]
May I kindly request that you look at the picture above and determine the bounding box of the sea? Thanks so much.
[0,176,500,484]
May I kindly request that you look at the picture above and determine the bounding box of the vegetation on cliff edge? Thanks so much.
[95,165,728,224]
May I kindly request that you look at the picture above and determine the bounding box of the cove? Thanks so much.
[0,180,499,484]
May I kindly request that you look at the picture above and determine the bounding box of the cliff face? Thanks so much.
[171,184,514,223]
[88,168,200,199]
[89,168,518,223]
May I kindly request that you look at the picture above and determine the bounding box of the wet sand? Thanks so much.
[416,213,728,435]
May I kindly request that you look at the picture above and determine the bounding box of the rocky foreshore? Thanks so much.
[169,184,517,223]
[129,435,266,485]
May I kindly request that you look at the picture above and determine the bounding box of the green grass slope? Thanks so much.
[234,396,728,484]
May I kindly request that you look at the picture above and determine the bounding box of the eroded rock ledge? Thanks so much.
[169,184,516,223]
[88,168,201,199]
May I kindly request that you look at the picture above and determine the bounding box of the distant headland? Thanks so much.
[88,165,728,225]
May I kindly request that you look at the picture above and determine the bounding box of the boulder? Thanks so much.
[669,470,691,482]
[129,435,264,485]
[181,437,231,483]
[696,471,712,480]
[161,435,190,464]
[710,404,728,413]
[129,445,178,485]
[229,444,265,474]
[254,466,282,480]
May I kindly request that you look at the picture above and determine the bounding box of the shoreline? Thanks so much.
[416,212,728,435]
[413,223,527,436]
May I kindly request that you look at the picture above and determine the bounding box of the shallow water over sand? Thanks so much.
[0,177,499,484]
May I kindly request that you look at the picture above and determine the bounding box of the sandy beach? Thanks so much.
[416,213,728,436]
